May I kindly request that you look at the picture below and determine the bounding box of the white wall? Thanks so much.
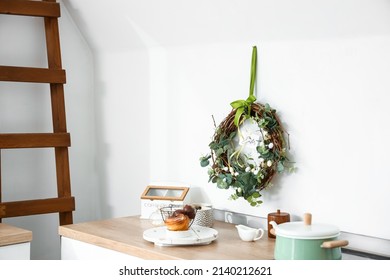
[147,40,390,240]
[62,0,152,219]
[144,11,390,240]
[93,50,151,219]
[0,3,98,259]
[64,0,390,240]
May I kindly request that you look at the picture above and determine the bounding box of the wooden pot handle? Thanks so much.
[321,240,349,249]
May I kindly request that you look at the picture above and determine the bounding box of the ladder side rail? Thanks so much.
[44,3,73,225]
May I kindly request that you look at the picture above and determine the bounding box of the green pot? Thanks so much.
[270,214,349,260]
[274,235,342,260]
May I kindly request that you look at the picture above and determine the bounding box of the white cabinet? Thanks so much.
[61,237,141,260]
[0,242,30,260]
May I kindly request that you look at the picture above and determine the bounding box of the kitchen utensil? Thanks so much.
[143,225,218,246]
[269,213,348,260]
[267,209,290,238]
[235,224,264,242]
[160,205,197,229]
[192,203,214,227]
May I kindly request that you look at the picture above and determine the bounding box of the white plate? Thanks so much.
[143,225,218,246]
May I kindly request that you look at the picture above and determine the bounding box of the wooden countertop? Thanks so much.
[59,216,275,260]
[0,223,32,247]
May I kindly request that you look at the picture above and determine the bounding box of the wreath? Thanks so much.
[199,46,294,206]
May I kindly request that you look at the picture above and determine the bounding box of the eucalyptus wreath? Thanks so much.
[199,46,294,206]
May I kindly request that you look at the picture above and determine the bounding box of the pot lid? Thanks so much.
[274,221,340,239]
[268,209,290,217]
[272,213,340,239]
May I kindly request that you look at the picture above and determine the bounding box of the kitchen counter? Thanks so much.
[0,223,32,260]
[0,223,32,247]
[59,216,275,260]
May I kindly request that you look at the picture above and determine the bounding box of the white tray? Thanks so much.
[143,225,218,246]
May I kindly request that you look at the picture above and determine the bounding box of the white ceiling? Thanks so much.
[62,0,390,52]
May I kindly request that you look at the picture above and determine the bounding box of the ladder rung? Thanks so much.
[0,197,75,218]
[0,65,66,84]
[0,0,60,18]
[0,133,70,149]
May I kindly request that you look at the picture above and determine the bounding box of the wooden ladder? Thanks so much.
[0,0,74,225]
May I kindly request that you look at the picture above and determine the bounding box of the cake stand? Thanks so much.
[143,225,218,246]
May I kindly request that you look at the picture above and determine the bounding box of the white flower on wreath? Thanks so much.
[267,160,273,167]
[263,130,271,140]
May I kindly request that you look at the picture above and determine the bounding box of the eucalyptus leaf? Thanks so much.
[236,172,257,192]
[200,159,209,167]
[216,178,228,189]
[216,148,224,157]
[277,161,285,172]
[225,174,233,184]
[252,192,261,198]
[209,142,218,150]
[228,131,237,140]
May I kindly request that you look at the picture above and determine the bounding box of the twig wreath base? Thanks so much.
[200,102,293,206]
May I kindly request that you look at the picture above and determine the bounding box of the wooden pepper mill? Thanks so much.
[267,209,290,238]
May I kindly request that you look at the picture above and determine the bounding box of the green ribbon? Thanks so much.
[230,46,257,126]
